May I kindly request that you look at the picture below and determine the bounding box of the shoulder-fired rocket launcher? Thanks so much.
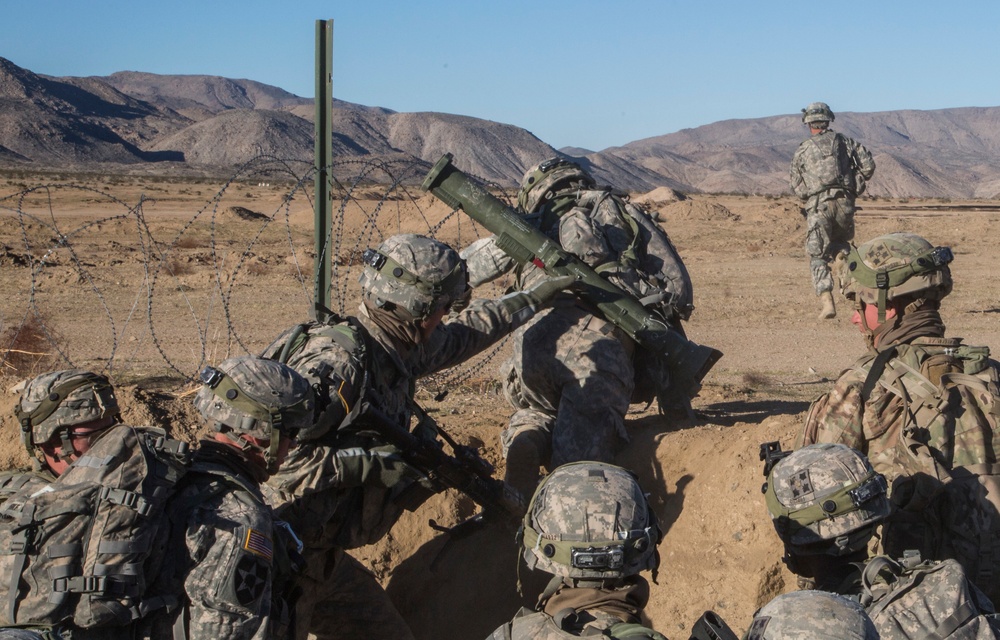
[421,153,721,397]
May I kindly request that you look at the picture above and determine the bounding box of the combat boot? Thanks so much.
[503,432,544,501]
[818,291,836,319]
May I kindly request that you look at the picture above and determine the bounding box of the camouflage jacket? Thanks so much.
[264,298,529,550]
[135,443,274,640]
[0,468,55,508]
[790,129,875,203]
[799,336,1000,483]
[463,189,683,313]
[487,609,665,640]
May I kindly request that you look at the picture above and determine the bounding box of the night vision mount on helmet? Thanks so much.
[761,442,890,556]
[520,461,660,582]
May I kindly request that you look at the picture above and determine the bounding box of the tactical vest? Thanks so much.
[491,608,667,640]
[861,555,1000,640]
[856,340,1000,604]
[798,131,857,197]
[0,425,191,629]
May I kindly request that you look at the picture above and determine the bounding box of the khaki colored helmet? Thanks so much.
[764,443,889,556]
[841,232,954,322]
[15,369,120,461]
[517,157,596,214]
[358,234,469,321]
[521,461,660,581]
[744,590,879,640]
[802,102,835,125]
[194,356,314,472]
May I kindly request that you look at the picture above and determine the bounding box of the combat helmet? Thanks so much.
[517,157,596,215]
[841,232,954,323]
[15,369,120,465]
[358,234,469,321]
[744,590,879,640]
[762,443,889,556]
[802,102,835,125]
[194,356,314,473]
[520,461,660,582]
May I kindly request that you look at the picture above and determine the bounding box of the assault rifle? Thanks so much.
[358,399,524,534]
[421,153,722,398]
[690,611,739,640]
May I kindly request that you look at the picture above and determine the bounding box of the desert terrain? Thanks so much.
[1,164,998,638]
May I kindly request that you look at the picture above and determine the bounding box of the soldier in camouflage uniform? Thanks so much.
[762,443,1000,639]
[461,158,696,501]
[790,102,875,319]
[798,232,1000,600]
[2,370,121,503]
[744,590,879,640]
[135,356,313,640]
[488,461,666,640]
[261,234,572,640]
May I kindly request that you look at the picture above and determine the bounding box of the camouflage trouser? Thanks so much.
[294,546,414,640]
[805,194,855,294]
[500,304,634,468]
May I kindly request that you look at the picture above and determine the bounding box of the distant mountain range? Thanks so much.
[2,56,999,198]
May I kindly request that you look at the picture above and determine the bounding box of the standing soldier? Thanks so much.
[262,233,571,640]
[790,102,875,319]
[488,461,666,640]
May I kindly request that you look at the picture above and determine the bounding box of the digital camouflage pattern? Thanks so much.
[193,356,315,443]
[744,590,879,640]
[802,101,835,125]
[801,336,1000,604]
[0,424,190,631]
[0,469,55,507]
[462,176,692,487]
[858,555,1000,640]
[135,443,276,640]
[262,257,546,640]
[15,369,119,456]
[487,608,666,640]
[357,233,470,321]
[521,461,659,581]
[789,126,875,295]
[765,443,889,551]
[517,158,596,215]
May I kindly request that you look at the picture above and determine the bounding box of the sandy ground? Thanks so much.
[1,170,998,638]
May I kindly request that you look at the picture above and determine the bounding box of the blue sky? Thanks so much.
[5,0,999,151]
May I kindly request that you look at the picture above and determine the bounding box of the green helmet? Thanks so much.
[521,461,660,582]
[801,102,835,125]
[764,443,889,556]
[517,157,596,214]
[194,356,314,472]
[841,232,954,322]
[358,234,469,321]
[15,369,120,461]
[745,590,879,640]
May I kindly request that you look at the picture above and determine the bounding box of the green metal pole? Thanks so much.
[313,19,334,321]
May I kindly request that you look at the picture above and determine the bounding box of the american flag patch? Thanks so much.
[243,528,273,561]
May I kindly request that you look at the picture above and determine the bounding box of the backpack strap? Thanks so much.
[860,346,898,404]
[7,502,38,622]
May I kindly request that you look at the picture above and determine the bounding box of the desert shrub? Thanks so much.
[164,256,194,276]
[0,313,65,376]
[741,371,775,388]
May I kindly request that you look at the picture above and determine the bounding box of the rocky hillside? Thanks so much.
[2,56,1000,198]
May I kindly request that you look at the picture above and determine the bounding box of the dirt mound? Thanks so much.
[660,199,738,222]
[634,185,686,206]
[219,205,270,222]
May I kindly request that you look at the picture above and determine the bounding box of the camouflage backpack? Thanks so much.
[570,189,695,408]
[856,340,1000,604]
[860,555,1000,640]
[799,131,859,196]
[0,425,191,629]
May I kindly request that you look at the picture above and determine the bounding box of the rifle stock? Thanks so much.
[690,610,740,640]
[421,153,721,397]
[360,401,523,522]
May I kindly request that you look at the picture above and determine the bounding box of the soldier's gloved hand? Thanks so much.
[500,274,576,326]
